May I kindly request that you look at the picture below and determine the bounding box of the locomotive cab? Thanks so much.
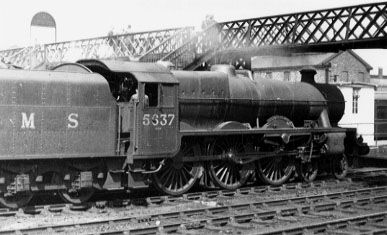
[124,81,180,159]
[76,60,180,163]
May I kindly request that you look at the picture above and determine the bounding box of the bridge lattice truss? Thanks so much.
[159,1,387,70]
[0,27,193,69]
[1,1,387,70]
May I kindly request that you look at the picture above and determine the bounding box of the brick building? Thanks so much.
[252,50,372,84]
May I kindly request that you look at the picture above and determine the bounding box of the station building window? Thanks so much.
[284,71,290,81]
[358,72,365,82]
[341,71,349,82]
[352,88,360,114]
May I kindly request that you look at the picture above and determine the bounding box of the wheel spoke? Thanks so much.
[181,167,189,183]
[264,160,275,176]
[160,165,172,181]
[224,167,230,184]
[164,169,174,188]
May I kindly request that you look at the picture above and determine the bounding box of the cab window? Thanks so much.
[144,83,158,107]
[160,84,174,107]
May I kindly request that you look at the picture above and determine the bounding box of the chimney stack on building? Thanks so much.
[378,67,384,79]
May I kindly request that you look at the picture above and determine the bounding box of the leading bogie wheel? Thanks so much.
[296,160,318,182]
[332,154,349,180]
[152,141,201,195]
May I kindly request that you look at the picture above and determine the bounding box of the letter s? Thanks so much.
[67,113,79,129]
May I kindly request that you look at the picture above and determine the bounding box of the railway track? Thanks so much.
[1,166,385,215]
[0,168,386,234]
[255,212,387,235]
[1,185,387,234]
[0,178,354,216]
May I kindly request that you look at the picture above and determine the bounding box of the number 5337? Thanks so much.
[142,114,175,126]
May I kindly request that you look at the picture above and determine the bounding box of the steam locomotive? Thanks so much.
[0,59,368,208]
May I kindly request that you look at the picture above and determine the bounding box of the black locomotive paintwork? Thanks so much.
[0,59,368,208]
[174,65,344,129]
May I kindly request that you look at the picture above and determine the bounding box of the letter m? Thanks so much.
[21,113,35,129]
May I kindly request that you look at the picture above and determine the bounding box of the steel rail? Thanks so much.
[257,212,387,235]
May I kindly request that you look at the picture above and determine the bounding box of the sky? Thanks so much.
[0,0,386,74]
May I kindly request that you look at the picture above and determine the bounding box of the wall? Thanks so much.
[252,51,370,84]
[329,51,370,83]
[254,68,326,83]
[338,86,375,146]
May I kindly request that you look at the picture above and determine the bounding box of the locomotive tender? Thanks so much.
[0,59,368,208]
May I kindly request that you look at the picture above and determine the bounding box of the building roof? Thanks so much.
[252,50,373,71]
[336,82,377,90]
[371,78,387,85]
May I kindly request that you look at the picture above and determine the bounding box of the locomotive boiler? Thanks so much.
[0,59,368,208]
[174,65,344,129]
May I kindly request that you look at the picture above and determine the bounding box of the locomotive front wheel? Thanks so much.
[332,154,348,179]
[59,188,95,204]
[256,156,294,186]
[207,138,249,190]
[296,160,318,182]
[0,192,33,209]
[152,142,201,196]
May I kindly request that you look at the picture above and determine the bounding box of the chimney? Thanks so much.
[300,68,317,84]
[378,67,383,79]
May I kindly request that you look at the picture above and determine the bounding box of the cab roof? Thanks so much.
[77,59,178,84]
